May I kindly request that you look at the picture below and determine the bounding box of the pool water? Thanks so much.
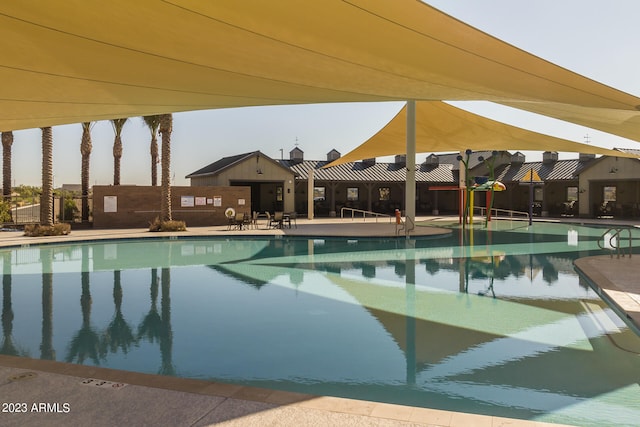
[2,222,640,426]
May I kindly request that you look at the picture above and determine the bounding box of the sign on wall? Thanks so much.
[104,196,117,213]
[181,196,195,207]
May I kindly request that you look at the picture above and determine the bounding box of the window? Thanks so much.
[347,187,359,201]
[534,187,543,202]
[276,186,283,202]
[604,186,616,202]
[313,186,326,202]
[378,187,390,201]
[566,186,578,202]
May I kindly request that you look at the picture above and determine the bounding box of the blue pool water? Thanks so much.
[1,222,640,426]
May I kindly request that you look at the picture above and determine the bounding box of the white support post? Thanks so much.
[405,100,416,235]
[307,167,314,220]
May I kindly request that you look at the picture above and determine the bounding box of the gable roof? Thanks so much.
[185,152,257,178]
[568,150,640,176]
[281,159,455,183]
[188,150,600,184]
[185,150,294,179]
[434,151,508,171]
[495,158,595,182]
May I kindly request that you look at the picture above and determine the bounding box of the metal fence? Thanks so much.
[2,195,92,226]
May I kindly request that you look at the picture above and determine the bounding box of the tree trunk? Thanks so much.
[111,118,127,186]
[41,127,53,226]
[150,134,158,187]
[159,114,172,222]
[143,115,161,187]
[2,131,13,200]
[113,134,122,185]
[81,123,92,222]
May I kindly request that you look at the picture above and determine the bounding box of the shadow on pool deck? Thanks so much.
[0,215,637,427]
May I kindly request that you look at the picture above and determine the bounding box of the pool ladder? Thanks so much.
[395,215,415,237]
[597,227,633,258]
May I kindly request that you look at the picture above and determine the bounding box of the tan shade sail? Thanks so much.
[324,101,639,168]
[1,0,640,132]
[498,102,640,143]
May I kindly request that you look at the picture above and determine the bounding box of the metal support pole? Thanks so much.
[528,167,533,226]
[307,168,314,220]
[405,100,416,235]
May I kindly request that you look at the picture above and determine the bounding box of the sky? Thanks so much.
[8,0,640,187]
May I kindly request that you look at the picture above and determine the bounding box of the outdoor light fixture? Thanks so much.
[256,153,263,174]
[609,157,619,174]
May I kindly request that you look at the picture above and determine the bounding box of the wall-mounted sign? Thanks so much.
[181,196,195,207]
[104,196,117,213]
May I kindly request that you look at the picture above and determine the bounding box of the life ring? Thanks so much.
[224,207,236,218]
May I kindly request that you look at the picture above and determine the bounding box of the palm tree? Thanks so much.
[1,252,18,356]
[102,270,135,355]
[80,122,93,222]
[142,115,161,186]
[2,131,13,200]
[159,267,174,375]
[40,127,53,226]
[40,247,55,360]
[110,118,128,186]
[159,114,172,222]
[138,268,162,344]
[66,245,103,365]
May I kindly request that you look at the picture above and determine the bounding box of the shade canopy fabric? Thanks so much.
[2,0,640,135]
[324,101,639,168]
[498,101,640,143]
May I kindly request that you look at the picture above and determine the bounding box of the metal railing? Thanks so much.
[340,207,392,222]
[1,195,92,226]
[598,227,634,259]
[476,206,530,220]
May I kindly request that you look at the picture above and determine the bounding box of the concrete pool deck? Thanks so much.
[0,215,637,427]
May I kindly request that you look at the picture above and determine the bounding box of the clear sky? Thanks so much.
[8,0,640,187]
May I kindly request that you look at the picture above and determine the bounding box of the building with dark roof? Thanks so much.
[186,151,296,213]
[187,148,640,219]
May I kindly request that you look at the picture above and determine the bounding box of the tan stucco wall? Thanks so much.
[579,157,640,216]
[189,155,296,213]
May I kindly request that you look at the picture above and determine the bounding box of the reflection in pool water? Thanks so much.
[2,223,640,426]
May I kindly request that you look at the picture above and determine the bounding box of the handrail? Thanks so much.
[340,207,392,222]
[597,227,633,259]
[404,215,415,236]
[477,206,529,220]
[394,215,415,237]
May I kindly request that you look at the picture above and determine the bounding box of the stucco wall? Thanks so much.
[93,185,251,228]
[579,157,640,217]
[190,155,296,213]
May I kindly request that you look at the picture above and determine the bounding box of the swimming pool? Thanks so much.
[1,222,640,426]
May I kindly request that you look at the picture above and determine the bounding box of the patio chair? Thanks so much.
[234,212,245,230]
[242,212,252,229]
[272,211,284,229]
[284,212,297,228]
